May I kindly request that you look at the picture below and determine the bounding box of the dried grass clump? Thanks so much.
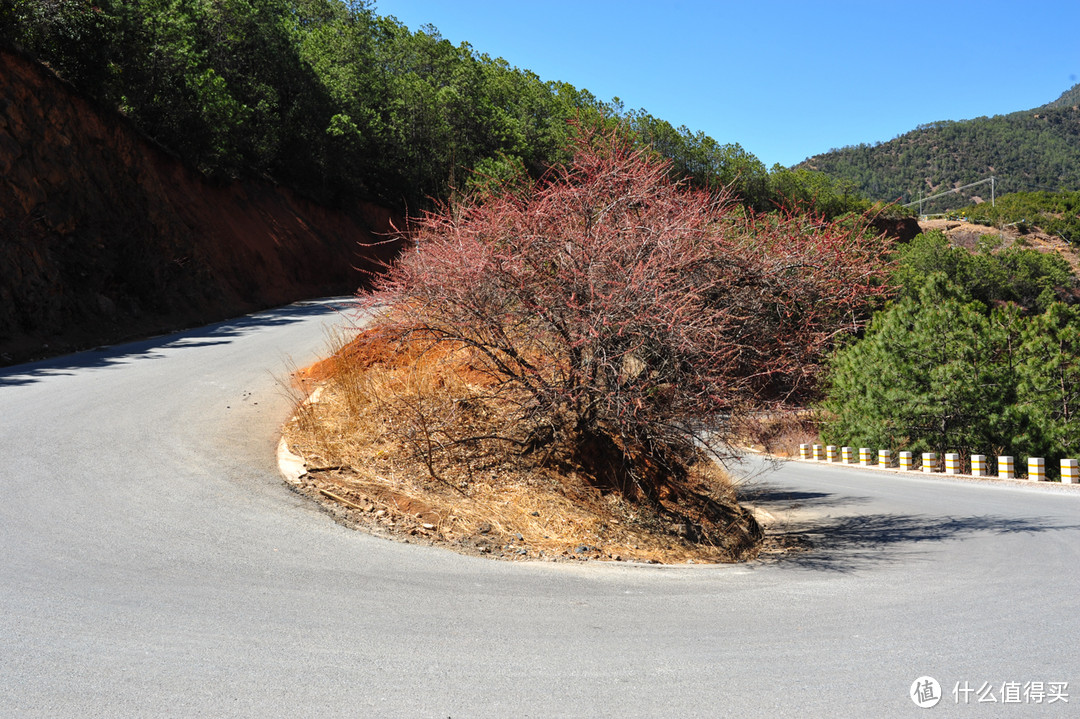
[284,325,763,564]
[736,411,823,458]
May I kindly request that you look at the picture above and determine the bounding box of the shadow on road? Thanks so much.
[0,298,360,387]
[764,512,1077,572]
[738,484,874,511]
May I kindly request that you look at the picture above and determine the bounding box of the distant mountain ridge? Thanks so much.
[1040,82,1080,110]
[797,84,1080,213]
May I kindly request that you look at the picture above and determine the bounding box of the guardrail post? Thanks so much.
[826,445,838,462]
[878,449,891,468]
[842,446,853,464]
[971,454,987,477]
[998,455,1014,479]
[1028,457,1045,481]
[1062,459,1079,484]
[899,451,913,470]
[812,444,824,461]
[922,452,937,473]
[859,448,872,466]
[800,443,811,460]
[945,453,960,475]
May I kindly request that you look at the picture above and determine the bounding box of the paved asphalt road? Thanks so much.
[3,299,1079,717]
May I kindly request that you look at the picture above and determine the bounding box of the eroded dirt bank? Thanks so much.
[0,47,402,365]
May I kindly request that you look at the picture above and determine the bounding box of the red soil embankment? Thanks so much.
[0,46,403,365]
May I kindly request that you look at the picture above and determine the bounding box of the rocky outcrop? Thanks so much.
[870,215,922,243]
[0,47,402,365]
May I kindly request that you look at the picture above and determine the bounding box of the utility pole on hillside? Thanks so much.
[903,176,997,217]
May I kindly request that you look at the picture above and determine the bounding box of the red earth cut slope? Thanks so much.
[0,47,403,365]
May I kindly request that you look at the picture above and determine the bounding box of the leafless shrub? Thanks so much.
[359,127,891,501]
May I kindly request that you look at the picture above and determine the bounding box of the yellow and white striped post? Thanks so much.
[859,448,872,466]
[826,445,838,462]
[799,443,812,460]
[971,454,987,477]
[813,444,824,461]
[1028,457,1045,481]
[878,449,891,469]
[1062,459,1078,484]
[842,446,853,464]
[945,453,961,475]
[922,452,937,473]
[998,455,1014,479]
[899,451,913,471]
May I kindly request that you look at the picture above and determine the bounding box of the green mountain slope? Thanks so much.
[1041,83,1080,110]
[2,0,889,219]
[798,87,1080,214]
[0,0,783,214]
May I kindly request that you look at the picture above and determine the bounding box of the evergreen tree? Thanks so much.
[1017,303,1080,459]
[822,276,1021,458]
[821,230,1080,466]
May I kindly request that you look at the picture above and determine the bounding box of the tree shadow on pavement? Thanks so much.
[763,512,1078,572]
[0,298,359,387]
[738,484,875,512]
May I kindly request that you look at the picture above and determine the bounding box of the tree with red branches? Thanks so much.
[361,128,892,497]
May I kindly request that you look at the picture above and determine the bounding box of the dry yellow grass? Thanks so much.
[735,411,823,458]
[282,325,763,564]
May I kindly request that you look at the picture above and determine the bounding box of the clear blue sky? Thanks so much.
[371,0,1080,168]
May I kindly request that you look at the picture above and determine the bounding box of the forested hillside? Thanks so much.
[0,46,400,365]
[798,88,1080,214]
[2,0,885,217]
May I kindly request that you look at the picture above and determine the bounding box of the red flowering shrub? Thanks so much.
[360,129,891,498]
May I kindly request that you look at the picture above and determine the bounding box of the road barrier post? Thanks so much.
[945,453,960,475]
[800,443,811,460]
[998,455,1014,479]
[813,444,824,461]
[899,451,913,470]
[922,452,937,473]
[972,455,987,476]
[842,446,853,464]
[859,448,872,466]
[826,445,838,462]
[878,449,891,468]
[1028,457,1045,481]
[1063,459,1079,484]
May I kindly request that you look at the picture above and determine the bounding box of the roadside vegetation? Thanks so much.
[955,191,1080,244]
[284,129,893,561]
[820,230,1080,476]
